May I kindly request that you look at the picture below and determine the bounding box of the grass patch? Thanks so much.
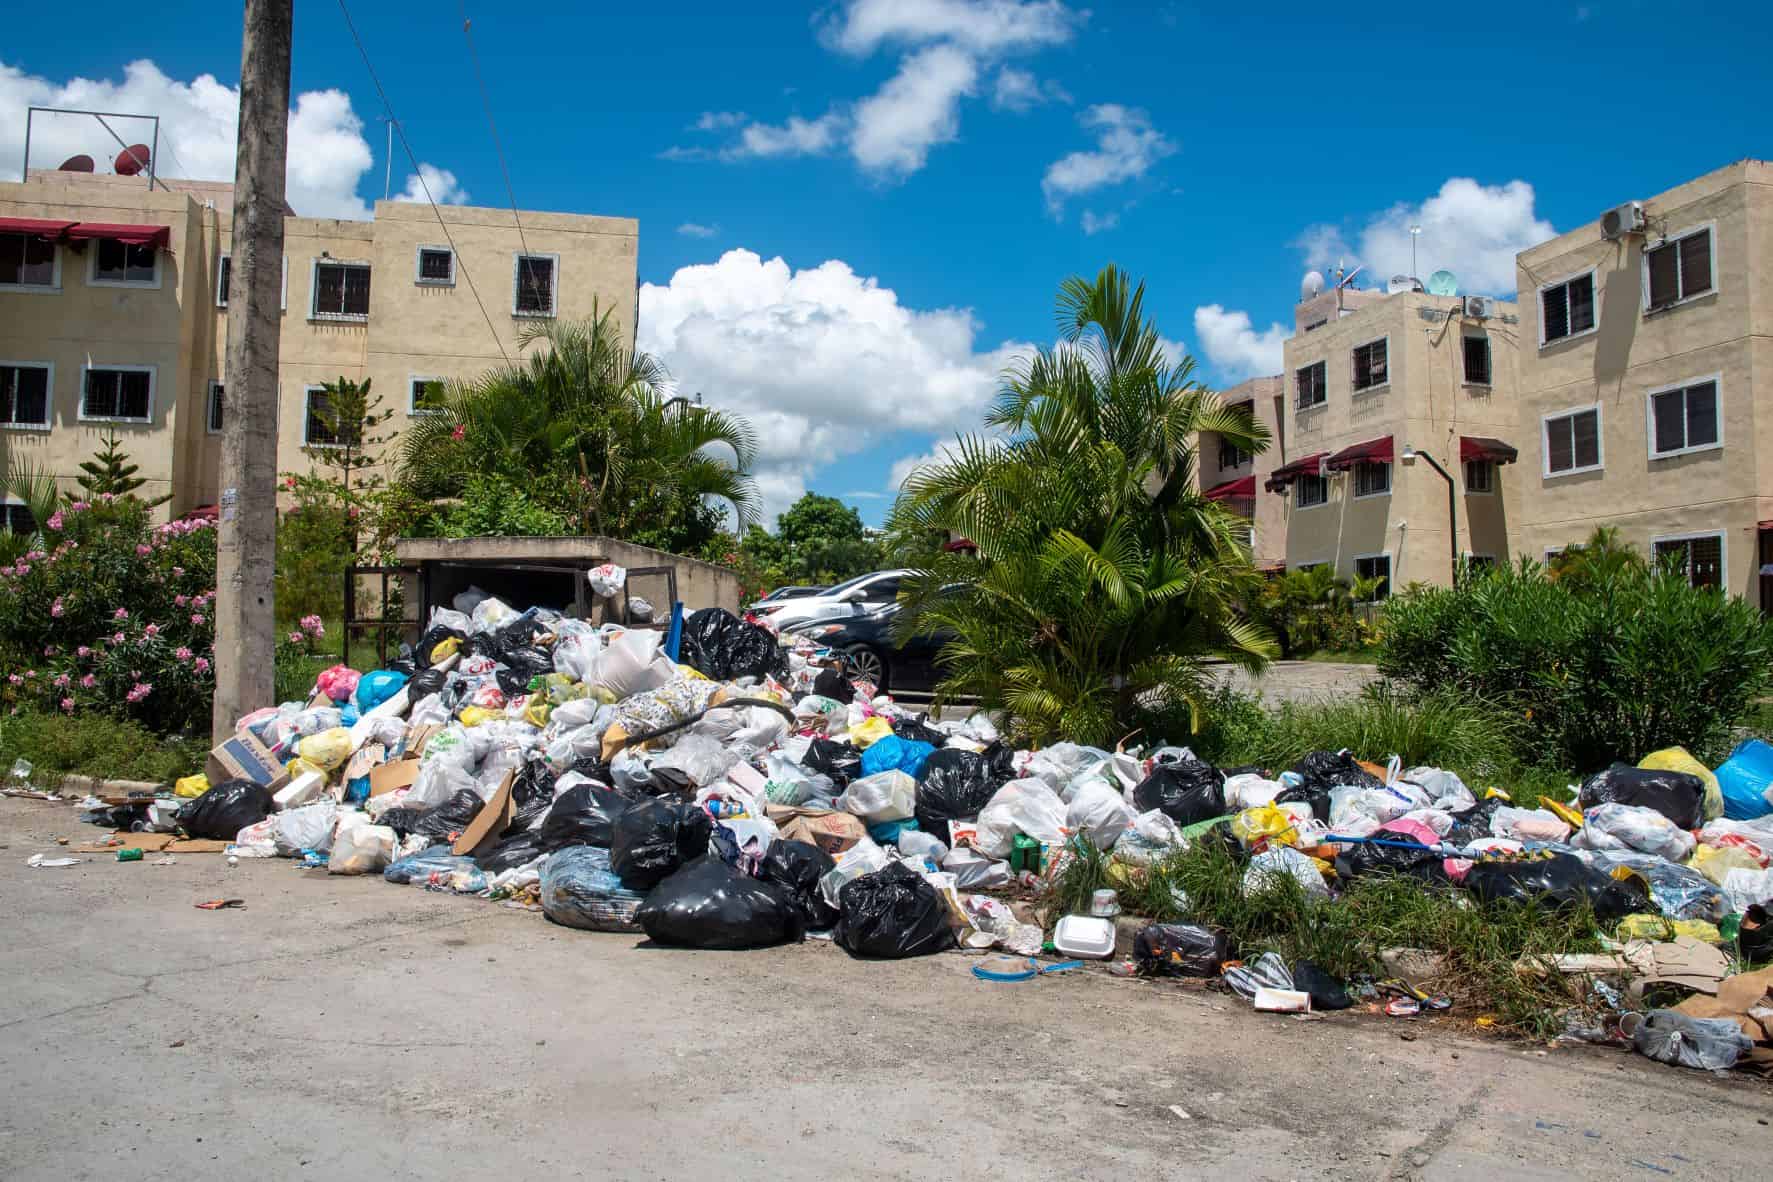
[0,710,207,786]
[1304,647,1381,665]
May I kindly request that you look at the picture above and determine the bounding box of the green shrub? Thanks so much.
[0,709,207,784]
[412,474,569,539]
[275,475,352,628]
[1381,559,1772,768]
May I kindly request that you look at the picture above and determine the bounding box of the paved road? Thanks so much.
[0,796,1763,1181]
[1212,660,1382,705]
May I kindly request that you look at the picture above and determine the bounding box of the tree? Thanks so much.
[886,265,1275,747]
[1548,525,1646,592]
[74,431,170,507]
[778,494,865,550]
[773,493,884,584]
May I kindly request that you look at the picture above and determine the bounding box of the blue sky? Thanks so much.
[5,0,1771,526]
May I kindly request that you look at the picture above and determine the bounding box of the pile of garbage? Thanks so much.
[73,593,1773,1075]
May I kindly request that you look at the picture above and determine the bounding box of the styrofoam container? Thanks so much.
[273,770,326,811]
[1052,914,1116,959]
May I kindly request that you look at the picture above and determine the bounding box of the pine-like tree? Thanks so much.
[74,430,170,507]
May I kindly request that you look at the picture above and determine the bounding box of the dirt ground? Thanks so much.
[0,795,1765,1181]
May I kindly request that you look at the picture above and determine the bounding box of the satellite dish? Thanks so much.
[1426,270,1458,296]
[113,145,151,176]
[57,154,95,172]
[1301,270,1325,299]
[1387,274,1417,294]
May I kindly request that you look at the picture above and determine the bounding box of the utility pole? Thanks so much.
[213,0,292,740]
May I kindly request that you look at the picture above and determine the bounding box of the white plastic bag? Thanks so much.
[819,836,891,908]
[1572,802,1696,862]
[1490,806,1572,844]
[553,626,603,682]
[1719,867,1773,916]
[1330,787,1409,829]
[653,733,740,788]
[469,596,516,633]
[271,801,338,855]
[426,606,472,636]
[1224,773,1284,811]
[941,845,1011,889]
[762,753,833,806]
[406,693,451,728]
[974,778,1067,859]
[1112,809,1186,866]
[594,629,674,698]
[1399,767,1476,813]
[837,770,917,823]
[452,585,490,615]
[587,563,627,598]
[1066,779,1135,850]
[895,828,949,865]
[1243,846,1330,898]
[1024,743,1108,791]
[230,818,278,858]
[328,823,396,875]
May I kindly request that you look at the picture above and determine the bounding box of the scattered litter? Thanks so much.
[194,898,246,910]
[26,853,81,868]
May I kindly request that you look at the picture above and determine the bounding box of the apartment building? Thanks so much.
[1512,159,1772,601]
[1196,374,1287,569]
[0,170,638,518]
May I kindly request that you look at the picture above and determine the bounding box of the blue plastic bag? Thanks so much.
[541,846,648,932]
[860,734,936,780]
[1716,739,1773,820]
[355,669,409,713]
[384,845,478,885]
[868,817,920,845]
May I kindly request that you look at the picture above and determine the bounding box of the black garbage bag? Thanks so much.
[1740,904,1773,966]
[1333,835,1449,885]
[381,788,485,842]
[1132,923,1229,977]
[476,830,548,874]
[174,779,274,840]
[758,838,841,929]
[414,623,466,667]
[407,667,446,701]
[1132,760,1225,827]
[1279,750,1381,820]
[492,609,548,651]
[496,647,555,696]
[1293,960,1353,1010]
[680,608,787,682]
[1578,764,1705,830]
[813,665,855,704]
[539,782,640,850]
[892,714,948,747]
[610,799,714,890]
[1461,851,1648,923]
[835,862,957,959]
[980,740,1018,783]
[1445,796,1506,847]
[915,749,1002,835]
[385,656,418,678]
[1221,764,1267,779]
[636,856,806,949]
[804,737,863,787]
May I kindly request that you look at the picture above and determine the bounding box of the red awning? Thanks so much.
[1758,520,1773,532]
[1324,435,1394,471]
[1263,452,1327,493]
[65,222,171,249]
[941,537,978,552]
[1204,474,1256,501]
[0,216,76,239]
[1460,435,1519,465]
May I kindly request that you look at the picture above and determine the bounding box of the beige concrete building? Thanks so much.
[1197,374,1287,569]
[0,170,638,517]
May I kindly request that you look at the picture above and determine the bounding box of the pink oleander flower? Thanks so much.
[136,545,151,556]
[175,646,192,661]
[76,646,91,658]
[113,607,129,621]
[144,624,160,638]
[69,500,89,512]
[45,511,64,531]
[174,595,188,608]
[25,550,45,561]
[451,424,466,441]
[112,631,125,645]
[14,562,29,575]
[193,657,210,675]
[60,698,74,713]
[288,631,304,644]
[23,669,35,679]
[99,492,115,503]
[6,675,20,685]
[191,614,205,626]
[53,673,70,688]
[50,598,64,618]
[124,682,153,704]
[300,614,325,637]
[80,674,96,689]
[172,566,185,577]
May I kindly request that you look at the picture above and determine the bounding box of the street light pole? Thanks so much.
[1402,443,1458,587]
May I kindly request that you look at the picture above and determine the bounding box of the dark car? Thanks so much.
[786,602,952,695]
[756,584,827,604]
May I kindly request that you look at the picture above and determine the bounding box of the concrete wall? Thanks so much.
[1198,374,1286,567]
[394,535,742,615]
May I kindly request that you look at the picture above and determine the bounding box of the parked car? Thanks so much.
[784,598,954,695]
[756,585,827,603]
[749,568,912,631]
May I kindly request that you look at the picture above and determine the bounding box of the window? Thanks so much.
[409,376,445,415]
[1351,339,1388,391]
[303,385,359,448]
[91,238,159,286]
[1354,553,1392,600]
[1304,318,1328,332]
[1352,460,1391,498]
[1543,406,1602,476]
[1648,378,1720,458]
[416,246,455,286]
[218,254,288,309]
[0,364,51,428]
[1540,271,1596,344]
[513,253,558,317]
[311,261,371,319]
[0,232,58,289]
[1464,459,1495,494]
[1217,435,1250,470]
[1645,226,1713,312]
[860,576,901,602]
[1295,360,1327,409]
[1463,335,1492,386]
[80,367,153,422]
[207,381,224,434]
[2,500,35,535]
[1294,474,1329,508]
[1654,533,1724,590]
[1464,554,1498,574]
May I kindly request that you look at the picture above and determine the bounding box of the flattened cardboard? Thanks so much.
[451,770,515,856]
[343,742,384,784]
[403,724,441,759]
[369,759,420,798]
[74,833,231,853]
[206,730,290,792]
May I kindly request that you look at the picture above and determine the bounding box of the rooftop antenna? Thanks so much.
[377,117,394,201]
[1426,270,1459,297]
[1410,224,1422,278]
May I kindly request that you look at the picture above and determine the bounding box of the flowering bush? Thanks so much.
[0,497,217,733]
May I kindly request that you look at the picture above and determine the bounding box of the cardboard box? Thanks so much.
[403,724,441,760]
[451,770,515,857]
[369,759,420,798]
[206,730,290,792]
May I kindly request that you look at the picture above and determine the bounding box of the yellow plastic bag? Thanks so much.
[174,773,209,799]
[285,756,326,781]
[430,636,462,663]
[459,706,498,728]
[297,727,354,771]
[849,716,894,749]
[1615,913,1724,944]
[1690,843,1762,885]
[523,698,552,728]
[1639,746,1723,822]
[1232,804,1299,849]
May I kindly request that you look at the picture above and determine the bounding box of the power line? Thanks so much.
[460,6,548,318]
[334,0,511,366]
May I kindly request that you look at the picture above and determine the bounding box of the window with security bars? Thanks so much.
[1353,461,1390,497]
[1,232,56,287]
[1354,554,1391,600]
[1650,380,1719,457]
[304,386,360,448]
[1295,360,1327,409]
[417,248,454,285]
[1464,459,1494,493]
[82,368,151,421]
[1218,435,1250,470]
[1545,407,1601,474]
[514,254,557,317]
[208,382,224,433]
[1,364,50,426]
[1541,273,1596,343]
[1654,535,1723,589]
[1295,473,1328,507]
[313,261,371,318]
[1351,339,1388,390]
[2,503,35,534]
[1646,228,1713,311]
[1463,335,1491,385]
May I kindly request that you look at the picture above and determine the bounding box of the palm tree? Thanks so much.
[1547,525,1646,591]
[398,306,760,537]
[886,265,1276,747]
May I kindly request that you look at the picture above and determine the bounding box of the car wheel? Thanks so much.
[842,645,887,691]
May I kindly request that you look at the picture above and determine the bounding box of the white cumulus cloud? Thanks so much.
[1297,177,1555,295]
[1192,305,1287,381]
[1080,209,1118,235]
[1,58,457,220]
[850,45,979,177]
[677,222,719,238]
[989,65,1068,112]
[1042,104,1175,217]
[728,110,847,160]
[823,0,1082,56]
[639,249,1033,523]
[392,164,468,206]
[692,110,747,131]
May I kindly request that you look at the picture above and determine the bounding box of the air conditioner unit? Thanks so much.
[1463,295,1493,319]
[1600,200,1646,240]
